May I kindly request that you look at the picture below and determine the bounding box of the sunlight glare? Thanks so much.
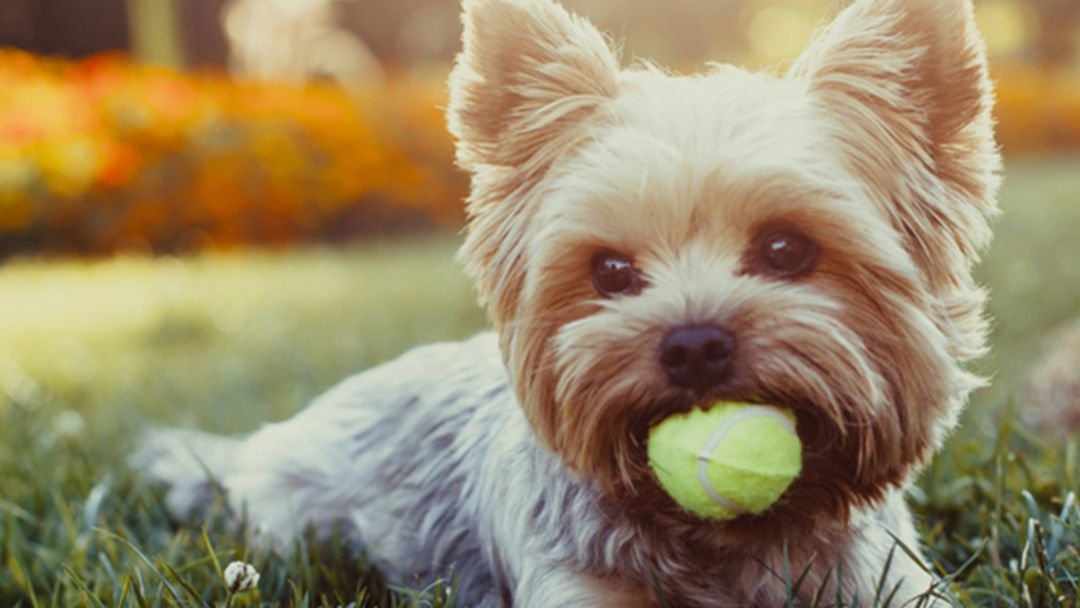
[747,5,818,63]
[975,0,1037,58]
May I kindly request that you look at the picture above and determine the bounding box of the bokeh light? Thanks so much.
[976,0,1039,58]
[746,3,820,64]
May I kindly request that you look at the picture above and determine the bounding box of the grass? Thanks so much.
[1,156,1079,606]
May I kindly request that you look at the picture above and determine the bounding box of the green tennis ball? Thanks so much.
[647,402,802,521]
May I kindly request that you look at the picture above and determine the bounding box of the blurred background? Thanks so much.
[0,0,1078,257]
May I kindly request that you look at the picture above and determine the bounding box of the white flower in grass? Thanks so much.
[224,561,260,594]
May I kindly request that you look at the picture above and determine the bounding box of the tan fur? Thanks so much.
[449,0,1000,603]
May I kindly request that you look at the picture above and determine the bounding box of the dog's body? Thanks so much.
[141,334,932,606]
[136,0,1001,605]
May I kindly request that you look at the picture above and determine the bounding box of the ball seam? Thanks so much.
[694,406,797,515]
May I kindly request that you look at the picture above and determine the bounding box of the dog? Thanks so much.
[134,0,1001,605]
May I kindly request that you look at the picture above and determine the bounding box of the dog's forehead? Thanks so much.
[612,67,822,154]
[546,67,851,249]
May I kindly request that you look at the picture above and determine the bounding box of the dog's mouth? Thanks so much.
[638,387,815,433]
[626,388,829,487]
[610,389,851,545]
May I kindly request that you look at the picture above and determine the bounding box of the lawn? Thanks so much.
[1,156,1078,606]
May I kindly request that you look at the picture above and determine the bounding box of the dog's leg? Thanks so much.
[131,404,379,548]
[846,492,949,607]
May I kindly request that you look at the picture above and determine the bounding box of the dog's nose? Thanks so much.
[659,326,736,391]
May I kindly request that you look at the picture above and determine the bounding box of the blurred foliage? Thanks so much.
[994,63,1080,154]
[1,49,1080,257]
[0,50,466,257]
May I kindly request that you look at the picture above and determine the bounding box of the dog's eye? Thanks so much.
[758,229,819,278]
[591,252,640,297]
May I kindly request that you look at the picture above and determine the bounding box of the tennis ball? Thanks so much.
[647,402,802,521]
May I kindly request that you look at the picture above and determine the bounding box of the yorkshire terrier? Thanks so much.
[135,0,1001,604]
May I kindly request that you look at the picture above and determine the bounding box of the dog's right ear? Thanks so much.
[448,0,620,173]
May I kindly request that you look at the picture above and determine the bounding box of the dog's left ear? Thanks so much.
[791,0,1000,288]
[448,0,620,173]
[449,0,621,332]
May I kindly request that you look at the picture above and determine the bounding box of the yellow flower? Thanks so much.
[32,138,101,198]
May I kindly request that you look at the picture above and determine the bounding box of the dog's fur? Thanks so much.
[134,0,1001,605]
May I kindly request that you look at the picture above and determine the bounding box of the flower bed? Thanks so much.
[0,50,466,256]
[0,50,1077,256]
[993,63,1080,156]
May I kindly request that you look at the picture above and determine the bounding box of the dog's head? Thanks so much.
[448,0,1000,529]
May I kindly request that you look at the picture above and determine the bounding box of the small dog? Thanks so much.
[135,0,1001,605]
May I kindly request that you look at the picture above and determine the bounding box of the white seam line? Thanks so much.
[694,406,795,515]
